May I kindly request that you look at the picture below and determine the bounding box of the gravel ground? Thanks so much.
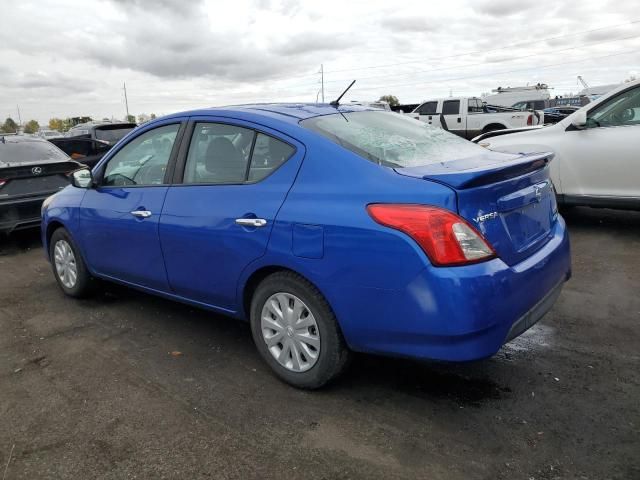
[0,207,638,480]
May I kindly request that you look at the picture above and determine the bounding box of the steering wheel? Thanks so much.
[138,164,166,184]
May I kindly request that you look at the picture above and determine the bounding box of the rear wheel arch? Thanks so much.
[483,123,506,133]
[241,266,332,321]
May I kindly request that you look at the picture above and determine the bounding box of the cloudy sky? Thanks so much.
[0,0,638,124]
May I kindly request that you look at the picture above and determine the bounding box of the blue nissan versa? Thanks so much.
[41,104,571,389]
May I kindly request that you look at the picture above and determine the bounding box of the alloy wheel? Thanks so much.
[53,239,78,289]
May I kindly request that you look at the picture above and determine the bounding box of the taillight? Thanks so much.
[527,114,533,126]
[0,179,6,188]
[366,204,496,266]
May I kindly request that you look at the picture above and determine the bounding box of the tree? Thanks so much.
[23,120,40,134]
[49,118,64,131]
[1,118,18,134]
[379,95,400,107]
[126,114,136,124]
[150,113,157,120]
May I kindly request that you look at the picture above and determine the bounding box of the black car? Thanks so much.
[66,121,136,144]
[542,106,580,124]
[49,137,112,168]
[0,135,82,234]
[50,122,137,168]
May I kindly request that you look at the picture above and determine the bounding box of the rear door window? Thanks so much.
[468,99,483,113]
[183,123,254,184]
[183,123,295,184]
[442,100,460,115]
[248,133,295,182]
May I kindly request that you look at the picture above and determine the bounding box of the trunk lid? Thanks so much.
[395,150,558,266]
[0,161,82,198]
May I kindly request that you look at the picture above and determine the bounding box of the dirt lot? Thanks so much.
[0,207,638,480]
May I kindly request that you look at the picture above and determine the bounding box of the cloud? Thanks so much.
[273,32,353,56]
[380,16,437,33]
[472,0,537,17]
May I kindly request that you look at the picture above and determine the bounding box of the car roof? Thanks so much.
[0,134,50,144]
[159,103,376,124]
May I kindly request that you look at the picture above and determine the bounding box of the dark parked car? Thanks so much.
[66,122,137,144]
[50,122,137,168]
[0,135,81,234]
[49,137,112,168]
[542,106,580,124]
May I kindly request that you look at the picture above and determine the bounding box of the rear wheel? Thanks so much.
[49,228,93,297]
[250,271,350,389]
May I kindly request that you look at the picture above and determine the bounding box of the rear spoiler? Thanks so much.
[395,152,554,189]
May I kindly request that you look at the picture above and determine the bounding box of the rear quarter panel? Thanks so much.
[237,130,457,316]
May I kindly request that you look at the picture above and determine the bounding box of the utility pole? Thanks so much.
[123,82,130,120]
[16,104,22,126]
[320,64,325,103]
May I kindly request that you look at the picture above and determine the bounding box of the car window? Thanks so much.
[442,100,460,115]
[93,141,111,155]
[95,127,135,144]
[0,138,69,163]
[183,123,254,184]
[102,124,179,187]
[468,99,483,113]
[302,111,485,168]
[588,86,640,128]
[248,133,295,182]
[417,101,437,115]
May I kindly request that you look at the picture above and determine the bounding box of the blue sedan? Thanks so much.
[41,104,571,388]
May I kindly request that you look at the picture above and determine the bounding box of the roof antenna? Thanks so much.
[330,80,356,107]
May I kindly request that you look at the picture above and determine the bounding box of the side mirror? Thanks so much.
[70,168,93,189]
[570,110,587,128]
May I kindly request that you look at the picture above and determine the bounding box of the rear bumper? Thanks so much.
[331,216,571,361]
[0,193,52,233]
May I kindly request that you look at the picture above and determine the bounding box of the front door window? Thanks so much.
[102,124,180,186]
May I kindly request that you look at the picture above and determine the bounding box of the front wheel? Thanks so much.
[250,271,350,389]
[49,228,94,298]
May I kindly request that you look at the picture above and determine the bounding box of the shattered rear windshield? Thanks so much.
[301,111,484,167]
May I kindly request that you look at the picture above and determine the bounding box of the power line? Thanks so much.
[321,33,640,85]
[350,49,638,93]
[229,18,640,86]
[322,19,640,74]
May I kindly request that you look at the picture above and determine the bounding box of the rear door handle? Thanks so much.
[235,218,267,227]
[130,210,152,218]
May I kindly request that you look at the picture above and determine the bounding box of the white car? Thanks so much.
[409,97,543,140]
[474,80,640,210]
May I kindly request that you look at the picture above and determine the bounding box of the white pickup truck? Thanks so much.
[408,97,544,140]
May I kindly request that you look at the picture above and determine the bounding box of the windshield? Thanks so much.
[301,111,485,167]
[0,139,69,164]
[95,126,135,144]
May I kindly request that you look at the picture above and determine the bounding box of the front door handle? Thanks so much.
[235,218,267,228]
[131,210,152,218]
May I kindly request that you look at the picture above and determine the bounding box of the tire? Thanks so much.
[250,271,350,389]
[49,228,94,298]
